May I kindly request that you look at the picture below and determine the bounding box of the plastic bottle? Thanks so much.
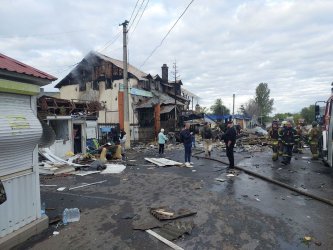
[62,208,80,225]
[41,202,46,216]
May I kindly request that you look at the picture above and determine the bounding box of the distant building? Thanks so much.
[55,51,197,141]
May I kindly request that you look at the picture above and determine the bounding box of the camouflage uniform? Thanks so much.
[308,123,320,160]
[269,123,279,161]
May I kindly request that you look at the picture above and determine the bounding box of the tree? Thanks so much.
[255,83,274,116]
[210,98,230,115]
[300,105,315,124]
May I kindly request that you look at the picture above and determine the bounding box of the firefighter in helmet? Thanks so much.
[308,121,320,160]
[269,120,279,161]
[278,121,287,156]
[294,124,303,153]
[279,120,298,165]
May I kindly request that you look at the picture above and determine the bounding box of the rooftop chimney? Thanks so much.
[161,64,168,83]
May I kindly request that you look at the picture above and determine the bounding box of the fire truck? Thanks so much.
[316,87,333,167]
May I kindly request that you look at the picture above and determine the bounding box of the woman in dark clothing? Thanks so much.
[180,123,193,167]
[222,121,237,168]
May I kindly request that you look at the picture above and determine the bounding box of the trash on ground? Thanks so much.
[100,164,126,174]
[215,178,226,182]
[74,170,100,176]
[226,174,235,177]
[150,206,197,221]
[152,220,194,241]
[146,229,184,250]
[53,231,59,236]
[144,158,182,167]
[49,216,62,225]
[62,208,80,225]
[255,198,261,202]
[69,180,107,190]
[57,187,66,191]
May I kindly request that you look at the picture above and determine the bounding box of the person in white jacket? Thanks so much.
[158,128,168,155]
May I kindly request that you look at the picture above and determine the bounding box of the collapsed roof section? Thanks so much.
[55,51,147,89]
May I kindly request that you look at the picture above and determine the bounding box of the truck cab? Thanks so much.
[316,95,333,167]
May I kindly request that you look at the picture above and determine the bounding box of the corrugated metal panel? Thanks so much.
[0,53,57,80]
[0,93,42,176]
[0,172,39,237]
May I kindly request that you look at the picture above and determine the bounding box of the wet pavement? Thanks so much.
[14,144,333,250]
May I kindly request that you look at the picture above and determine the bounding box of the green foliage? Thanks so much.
[210,98,230,115]
[255,83,274,116]
[273,113,292,121]
[300,105,315,124]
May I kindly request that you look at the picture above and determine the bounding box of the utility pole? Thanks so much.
[120,20,130,149]
[172,62,180,131]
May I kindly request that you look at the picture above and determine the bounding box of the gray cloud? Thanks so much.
[1,0,333,114]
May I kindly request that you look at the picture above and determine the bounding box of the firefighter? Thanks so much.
[308,121,320,160]
[294,124,303,153]
[280,120,298,165]
[268,120,279,161]
[278,121,287,156]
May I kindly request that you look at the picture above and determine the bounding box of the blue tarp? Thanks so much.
[204,114,251,121]
[100,127,112,133]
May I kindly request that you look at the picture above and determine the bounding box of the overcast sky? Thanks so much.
[1,0,333,114]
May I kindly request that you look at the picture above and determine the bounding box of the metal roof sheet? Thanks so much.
[0,53,57,81]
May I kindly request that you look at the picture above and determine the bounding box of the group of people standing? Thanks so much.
[180,121,237,168]
[268,120,321,165]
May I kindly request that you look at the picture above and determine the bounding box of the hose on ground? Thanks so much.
[193,152,333,207]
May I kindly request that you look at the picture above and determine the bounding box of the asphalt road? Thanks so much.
[15,144,333,250]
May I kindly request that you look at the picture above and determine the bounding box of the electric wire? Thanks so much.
[128,0,146,31]
[140,0,195,67]
[130,0,150,36]
[128,0,140,24]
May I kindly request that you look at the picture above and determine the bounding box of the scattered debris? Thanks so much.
[153,221,194,241]
[146,229,184,250]
[150,207,197,221]
[100,164,126,174]
[144,158,182,167]
[53,231,59,236]
[69,180,107,190]
[57,187,66,191]
[215,178,226,182]
[74,170,100,176]
[226,174,235,177]
[49,216,62,225]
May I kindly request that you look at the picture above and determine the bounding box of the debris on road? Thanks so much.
[215,178,226,182]
[146,229,184,250]
[144,158,183,167]
[57,187,66,191]
[153,220,194,241]
[68,180,107,190]
[100,164,126,174]
[74,170,101,176]
[150,207,197,221]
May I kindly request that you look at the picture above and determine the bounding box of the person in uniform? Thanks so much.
[278,121,287,156]
[280,120,298,165]
[268,120,279,161]
[308,121,320,160]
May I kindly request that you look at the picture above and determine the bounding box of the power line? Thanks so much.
[130,0,150,35]
[128,0,140,24]
[128,0,145,31]
[140,0,195,67]
[98,31,122,52]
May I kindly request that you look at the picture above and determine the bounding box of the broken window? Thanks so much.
[92,80,99,90]
[49,120,69,140]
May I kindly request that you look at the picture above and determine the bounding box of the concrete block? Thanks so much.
[0,216,48,250]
